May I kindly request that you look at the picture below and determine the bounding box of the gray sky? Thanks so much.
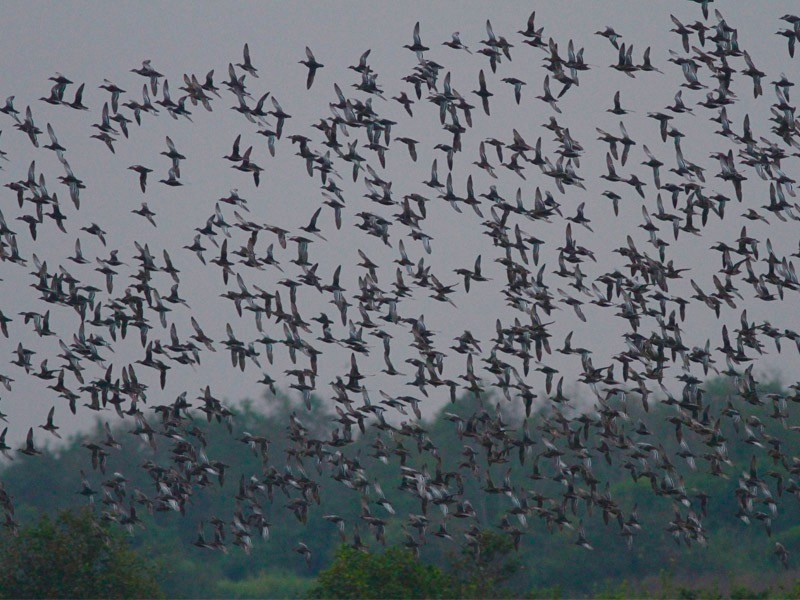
[0,1,799,448]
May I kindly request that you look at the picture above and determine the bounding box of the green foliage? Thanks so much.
[215,570,313,599]
[525,585,564,599]
[307,545,456,599]
[136,533,223,599]
[585,573,800,600]
[2,378,800,597]
[0,508,163,599]
[307,534,526,599]
[448,530,523,598]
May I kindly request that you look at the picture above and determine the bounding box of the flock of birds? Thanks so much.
[1,1,800,570]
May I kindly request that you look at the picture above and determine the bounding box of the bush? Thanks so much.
[307,545,457,599]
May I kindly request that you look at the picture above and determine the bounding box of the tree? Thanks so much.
[307,545,457,599]
[0,508,163,599]
[448,530,523,598]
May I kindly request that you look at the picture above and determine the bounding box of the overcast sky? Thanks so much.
[1,1,799,448]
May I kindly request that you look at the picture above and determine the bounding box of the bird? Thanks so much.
[299,47,324,89]
[38,406,61,439]
[99,79,125,113]
[17,428,41,456]
[608,91,630,115]
[132,202,157,226]
[596,26,623,49]
[294,542,312,567]
[236,43,258,78]
[404,22,429,58]
[159,166,182,187]
[472,70,493,116]
[501,77,526,105]
[443,32,471,53]
[128,165,153,193]
[775,542,790,569]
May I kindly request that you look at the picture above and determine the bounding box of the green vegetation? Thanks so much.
[216,570,313,599]
[448,530,523,598]
[307,531,521,599]
[1,379,800,598]
[308,546,454,599]
[0,509,163,599]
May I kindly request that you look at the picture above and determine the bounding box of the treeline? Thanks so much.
[1,379,799,598]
